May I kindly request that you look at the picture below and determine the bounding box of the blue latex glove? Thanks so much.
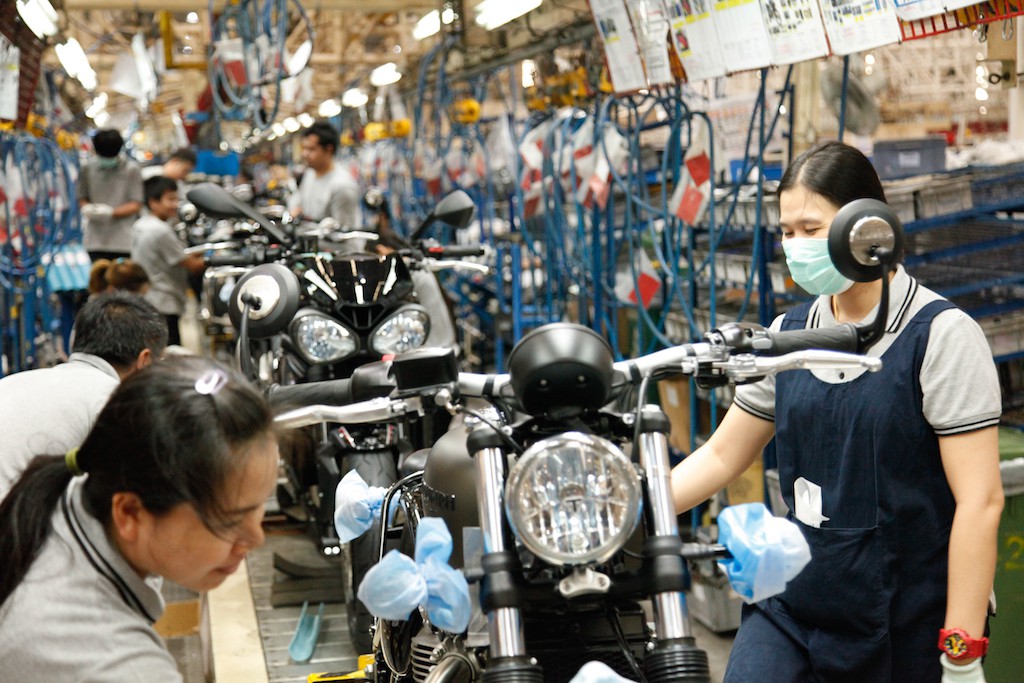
[717,503,811,604]
[357,517,471,633]
[334,469,388,544]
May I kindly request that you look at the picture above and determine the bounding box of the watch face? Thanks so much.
[944,633,968,658]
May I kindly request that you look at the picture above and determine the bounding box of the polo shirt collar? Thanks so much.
[63,477,165,623]
[810,264,916,333]
[67,352,121,382]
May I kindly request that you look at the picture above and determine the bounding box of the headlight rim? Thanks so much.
[289,310,358,365]
[504,431,642,566]
[369,305,431,356]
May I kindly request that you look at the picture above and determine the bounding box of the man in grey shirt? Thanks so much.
[0,292,167,498]
[288,119,361,227]
[79,129,144,262]
[132,176,207,346]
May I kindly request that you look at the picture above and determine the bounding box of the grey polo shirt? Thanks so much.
[0,353,120,498]
[291,164,361,226]
[734,265,1002,435]
[132,213,190,316]
[0,477,182,682]
[79,158,144,254]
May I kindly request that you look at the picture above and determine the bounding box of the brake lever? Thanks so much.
[717,349,883,382]
[422,260,491,274]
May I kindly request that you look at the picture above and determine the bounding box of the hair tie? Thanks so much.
[65,447,83,476]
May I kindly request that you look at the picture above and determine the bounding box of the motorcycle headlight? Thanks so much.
[505,432,642,566]
[291,313,357,364]
[371,309,430,355]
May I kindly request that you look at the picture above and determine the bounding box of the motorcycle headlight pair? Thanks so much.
[291,308,430,364]
[505,432,642,565]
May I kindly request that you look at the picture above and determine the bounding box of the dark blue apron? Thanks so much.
[725,299,957,683]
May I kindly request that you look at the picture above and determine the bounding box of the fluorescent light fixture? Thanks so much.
[186,11,199,23]
[975,86,990,101]
[17,0,58,39]
[283,117,300,132]
[267,133,278,141]
[341,88,368,108]
[55,38,89,78]
[93,111,110,127]
[370,62,401,87]
[475,0,541,30]
[414,10,441,40]
[272,122,287,137]
[297,112,315,128]
[521,59,535,88]
[77,67,98,91]
[413,7,457,41]
[85,92,108,118]
[318,99,342,117]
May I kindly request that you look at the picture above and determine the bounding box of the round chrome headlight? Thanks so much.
[291,313,357,364]
[371,309,430,355]
[505,432,642,565]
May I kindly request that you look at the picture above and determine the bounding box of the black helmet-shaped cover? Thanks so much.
[507,322,615,416]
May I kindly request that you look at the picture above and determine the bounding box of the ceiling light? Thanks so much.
[55,38,89,78]
[318,99,342,117]
[521,59,535,88]
[975,87,990,101]
[272,122,287,136]
[288,40,312,76]
[297,112,315,127]
[413,10,441,40]
[342,88,368,108]
[475,0,542,31]
[17,0,58,39]
[186,11,199,23]
[442,6,456,23]
[77,67,98,91]
[370,63,401,87]
[93,111,110,127]
[283,117,300,132]
[85,92,108,118]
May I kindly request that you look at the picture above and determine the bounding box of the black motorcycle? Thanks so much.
[186,183,488,651]
[272,198,903,682]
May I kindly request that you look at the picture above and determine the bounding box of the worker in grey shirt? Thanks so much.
[0,292,167,499]
[79,129,144,262]
[0,357,279,683]
[288,119,361,228]
[132,176,207,346]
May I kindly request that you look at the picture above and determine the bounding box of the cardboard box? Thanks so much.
[725,457,764,506]
[154,598,209,683]
[657,376,711,453]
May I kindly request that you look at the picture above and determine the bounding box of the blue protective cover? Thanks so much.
[287,601,325,663]
[716,502,811,604]
[357,517,471,633]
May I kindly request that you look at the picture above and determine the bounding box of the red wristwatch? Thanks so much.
[938,628,989,660]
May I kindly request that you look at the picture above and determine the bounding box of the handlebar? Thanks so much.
[267,379,354,408]
[206,251,264,267]
[425,245,487,258]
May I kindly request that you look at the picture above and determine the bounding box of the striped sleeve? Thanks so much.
[921,308,1002,436]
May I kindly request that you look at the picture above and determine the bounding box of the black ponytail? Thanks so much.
[0,456,75,606]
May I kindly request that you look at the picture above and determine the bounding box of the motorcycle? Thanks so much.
[275,198,903,682]
[185,183,489,651]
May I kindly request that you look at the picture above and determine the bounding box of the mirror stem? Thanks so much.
[237,295,261,381]
[855,248,892,353]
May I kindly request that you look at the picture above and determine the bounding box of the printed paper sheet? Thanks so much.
[764,0,830,65]
[819,0,901,55]
[591,0,649,93]
[667,0,727,82]
[711,0,774,73]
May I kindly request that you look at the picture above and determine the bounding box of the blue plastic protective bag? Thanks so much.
[357,517,472,633]
[333,469,388,544]
[717,502,811,604]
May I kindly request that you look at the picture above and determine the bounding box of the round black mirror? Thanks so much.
[828,198,903,283]
[228,263,301,338]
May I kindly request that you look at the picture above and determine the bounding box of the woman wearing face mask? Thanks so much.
[0,357,279,682]
[671,141,1003,683]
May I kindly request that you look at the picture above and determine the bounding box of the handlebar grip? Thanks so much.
[765,324,860,356]
[425,245,486,258]
[267,380,353,407]
[206,252,260,267]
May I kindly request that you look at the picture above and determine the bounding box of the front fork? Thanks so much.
[468,429,544,683]
[637,405,711,683]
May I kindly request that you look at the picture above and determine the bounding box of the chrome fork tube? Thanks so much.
[473,444,527,658]
[639,407,692,641]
